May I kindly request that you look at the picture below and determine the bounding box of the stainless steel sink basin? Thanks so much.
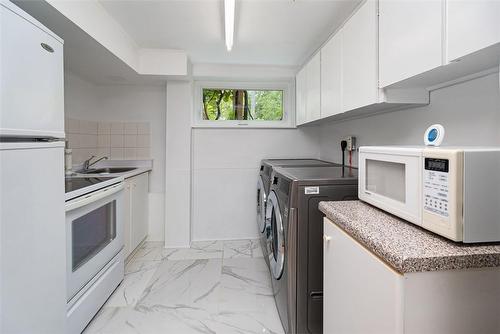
[79,167,137,174]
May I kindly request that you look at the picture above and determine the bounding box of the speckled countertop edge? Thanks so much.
[319,200,500,274]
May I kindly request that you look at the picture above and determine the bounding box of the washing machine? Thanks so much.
[266,166,358,334]
[257,159,339,268]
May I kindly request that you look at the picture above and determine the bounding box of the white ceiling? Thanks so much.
[99,0,361,66]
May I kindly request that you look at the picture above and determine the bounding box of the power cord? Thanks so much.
[341,140,347,177]
[341,140,347,168]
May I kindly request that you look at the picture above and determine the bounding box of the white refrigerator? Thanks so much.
[1,1,66,333]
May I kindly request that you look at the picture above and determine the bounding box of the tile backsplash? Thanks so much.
[65,118,151,164]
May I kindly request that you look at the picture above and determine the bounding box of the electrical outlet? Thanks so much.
[343,136,356,151]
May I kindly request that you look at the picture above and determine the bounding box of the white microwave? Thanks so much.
[359,146,500,243]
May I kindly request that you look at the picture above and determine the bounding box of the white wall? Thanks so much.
[163,65,322,243]
[318,73,500,165]
[192,128,320,241]
[66,71,500,245]
[165,81,192,247]
[65,72,167,241]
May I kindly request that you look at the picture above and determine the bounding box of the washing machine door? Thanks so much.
[257,177,267,233]
[266,190,285,279]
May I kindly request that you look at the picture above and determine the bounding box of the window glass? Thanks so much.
[202,89,283,121]
[72,201,116,271]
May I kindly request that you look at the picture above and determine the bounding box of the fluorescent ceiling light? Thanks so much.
[224,0,235,51]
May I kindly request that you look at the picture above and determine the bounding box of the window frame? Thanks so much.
[192,80,295,128]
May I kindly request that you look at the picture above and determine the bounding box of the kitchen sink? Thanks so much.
[79,167,137,174]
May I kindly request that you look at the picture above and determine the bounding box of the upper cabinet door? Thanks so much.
[321,32,342,118]
[342,0,378,111]
[306,53,321,122]
[296,67,307,126]
[447,0,500,62]
[1,3,64,138]
[379,0,444,88]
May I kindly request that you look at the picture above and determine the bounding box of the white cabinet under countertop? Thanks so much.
[123,172,149,258]
[323,218,402,334]
[323,217,500,334]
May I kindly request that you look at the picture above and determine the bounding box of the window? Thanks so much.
[193,81,295,128]
[203,89,283,121]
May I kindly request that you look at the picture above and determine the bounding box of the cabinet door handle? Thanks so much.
[41,43,54,53]
[323,234,332,242]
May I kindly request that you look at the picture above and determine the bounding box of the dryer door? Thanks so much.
[257,177,267,233]
[267,190,285,279]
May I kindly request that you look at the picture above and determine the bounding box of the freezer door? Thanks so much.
[0,142,66,333]
[1,2,64,138]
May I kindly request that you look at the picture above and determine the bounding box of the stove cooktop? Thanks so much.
[65,177,116,193]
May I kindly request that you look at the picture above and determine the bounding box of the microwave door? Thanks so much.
[359,152,422,225]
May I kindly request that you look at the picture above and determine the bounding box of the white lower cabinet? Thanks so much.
[324,218,402,334]
[323,218,500,334]
[124,172,149,258]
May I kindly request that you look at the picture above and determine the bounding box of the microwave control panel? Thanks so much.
[423,158,449,218]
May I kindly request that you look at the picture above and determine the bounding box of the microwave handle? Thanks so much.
[66,183,124,212]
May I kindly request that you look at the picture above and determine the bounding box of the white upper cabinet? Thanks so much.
[341,0,378,111]
[295,53,321,125]
[295,67,307,125]
[379,0,444,88]
[306,52,321,122]
[321,32,342,118]
[295,0,499,125]
[447,0,500,62]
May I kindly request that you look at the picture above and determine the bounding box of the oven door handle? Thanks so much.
[66,183,124,212]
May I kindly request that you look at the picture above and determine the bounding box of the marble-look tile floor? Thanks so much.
[83,239,284,334]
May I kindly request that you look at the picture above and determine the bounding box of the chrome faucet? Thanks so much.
[83,155,108,170]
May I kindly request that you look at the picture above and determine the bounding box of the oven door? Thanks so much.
[358,148,422,225]
[65,183,124,301]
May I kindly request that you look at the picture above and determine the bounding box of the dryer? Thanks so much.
[257,159,338,268]
[266,166,358,334]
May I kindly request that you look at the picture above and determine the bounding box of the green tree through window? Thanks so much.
[202,89,283,121]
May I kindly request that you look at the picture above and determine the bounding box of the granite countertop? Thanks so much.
[319,200,500,274]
